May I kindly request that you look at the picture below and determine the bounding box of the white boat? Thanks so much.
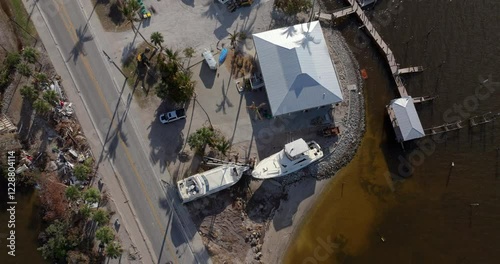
[251,138,323,179]
[177,164,249,203]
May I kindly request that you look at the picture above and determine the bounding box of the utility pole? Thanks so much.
[194,93,213,129]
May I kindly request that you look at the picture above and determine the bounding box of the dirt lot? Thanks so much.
[0,1,18,59]
[91,0,131,32]
[185,172,285,263]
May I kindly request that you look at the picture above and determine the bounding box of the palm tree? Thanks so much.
[22,47,39,63]
[73,164,92,181]
[247,101,266,120]
[120,0,149,44]
[5,52,21,69]
[83,188,101,204]
[187,127,216,154]
[165,48,181,66]
[20,85,38,101]
[215,138,231,158]
[33,72,48,87]
[228,30,240,49]
[33,98,51,114]
[120,0,140,30]
[43,90,59,106]
[183,47,195,67]
[92,209,110,226]
[150,32,164,52]
[65,186,81,203]
[95,226,115,244]
[16,62,32,77]
[79,204,92,219]
[105,241,123,259]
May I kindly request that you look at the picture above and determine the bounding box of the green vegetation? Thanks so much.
[79,204,92,219]
[5,52,21,69]
[38,220,73,262]
[183,47,195,58]
[150,32,164,51]
[215,138,231,157]
[66,250,90,264]
[228,30,241,49]
[73,164,92,181]
[65,186,81,202]
[33,98,51,114]
[105,241,123,259]
[95,226,115,244]
[20,85,38,101]
[33,72,49,86]
[43,90,59,106]
[92,209,110,226]
[274,0,312,16]
[119,0,141,32]
[22,47,39,63]
[16,62,32,77]
[155,48,195,103]
[187,127,215,155]
[83,188,101,204]
[10,0,37,44]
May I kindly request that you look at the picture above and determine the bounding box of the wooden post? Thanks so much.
[446,162,454,187]
[469,203,479,228]
[341,181,345,198]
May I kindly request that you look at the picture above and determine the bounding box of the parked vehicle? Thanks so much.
[159,108,186,124]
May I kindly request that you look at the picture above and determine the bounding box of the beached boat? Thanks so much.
[251,138,323,179]
[177,164,249,203]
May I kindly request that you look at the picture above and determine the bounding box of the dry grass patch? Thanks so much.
[91,0,131,32]
[225,50,256,79]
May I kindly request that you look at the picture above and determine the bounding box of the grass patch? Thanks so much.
[121,42,160,107]
[10,0,37,46]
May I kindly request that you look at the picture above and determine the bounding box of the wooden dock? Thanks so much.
[425,121,464,136]
[413,95,438,104]
[398,66,424,75]
[320,0,425,99]
[470,112,500,127]
[424,112,499,136]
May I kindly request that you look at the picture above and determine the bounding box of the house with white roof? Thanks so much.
[386,96,425,142]
[252,21,343,117]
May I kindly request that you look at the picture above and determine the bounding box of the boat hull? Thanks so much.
[251,141,323,179]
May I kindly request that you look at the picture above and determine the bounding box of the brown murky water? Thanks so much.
[286,0,500,263]
[0,177,46,264]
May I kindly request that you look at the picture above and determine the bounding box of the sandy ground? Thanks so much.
[163,25,364,263]
[85,0,365,262]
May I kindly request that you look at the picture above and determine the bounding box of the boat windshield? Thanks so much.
[201,175,210,192]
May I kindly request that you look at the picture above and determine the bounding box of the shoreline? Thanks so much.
[260,26,366,263]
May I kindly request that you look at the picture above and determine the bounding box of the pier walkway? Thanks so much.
[424,112,500,136]
[316,0,424,98]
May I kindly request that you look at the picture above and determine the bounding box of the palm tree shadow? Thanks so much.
[67,25,94,64]
[295,23,321,54]
[281,26,297,38]
[215,81,233,114]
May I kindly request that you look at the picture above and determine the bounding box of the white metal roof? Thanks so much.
[389,96,425,141]
[253,21,343,116]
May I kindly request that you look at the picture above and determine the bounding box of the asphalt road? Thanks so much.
[36,0,208,263]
